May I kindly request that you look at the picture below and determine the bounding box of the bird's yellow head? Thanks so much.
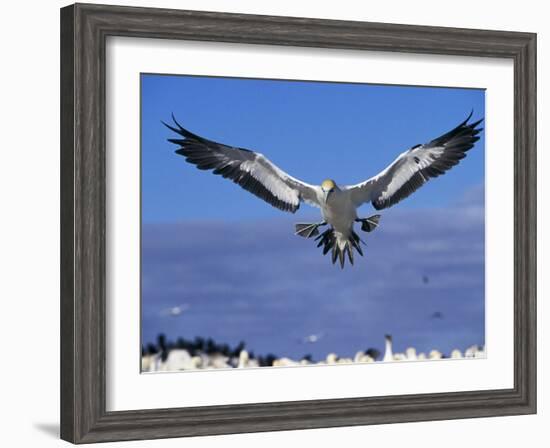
[321,179,336,192]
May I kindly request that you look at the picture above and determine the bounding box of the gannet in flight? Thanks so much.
[300,332,325,344]
[163,113,483,268]
[159,304,190,317]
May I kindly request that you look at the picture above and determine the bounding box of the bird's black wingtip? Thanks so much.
[171,112,185,131]
[469,117,484,129]
[161,116,182,135]
[163,114,207,142]
[461,109,484,131]
[460,109,475,127]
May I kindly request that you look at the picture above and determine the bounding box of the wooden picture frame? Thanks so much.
[60,3,536,443]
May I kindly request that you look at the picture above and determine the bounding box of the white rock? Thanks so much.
[163,349,197,371]
[451,349,463,359]
[337,357,353,364]
[273,357,299,367]
[405,347,417,361]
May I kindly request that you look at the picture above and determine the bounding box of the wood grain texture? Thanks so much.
[60,4,75,442]
[60,3,537,444]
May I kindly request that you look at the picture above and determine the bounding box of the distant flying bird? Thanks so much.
[163,112,483,268]
[160,304,190,317]
[300,332,325,344]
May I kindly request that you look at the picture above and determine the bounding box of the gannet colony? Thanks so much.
[141,334,485,372]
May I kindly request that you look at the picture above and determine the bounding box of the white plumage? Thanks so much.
[164,112,483,268]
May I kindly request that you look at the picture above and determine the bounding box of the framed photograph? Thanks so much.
[60,3,536,444]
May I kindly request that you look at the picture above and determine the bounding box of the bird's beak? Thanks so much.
[324,189,333,202]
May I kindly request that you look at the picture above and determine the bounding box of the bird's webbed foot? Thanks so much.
[294,221,327,238]
[355,214,381,233]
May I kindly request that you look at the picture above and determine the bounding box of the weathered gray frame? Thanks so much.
[60,3,537,444]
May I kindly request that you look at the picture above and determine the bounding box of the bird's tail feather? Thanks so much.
[356,215,381,233]
[315,228,365,269]
[309,214,381,268]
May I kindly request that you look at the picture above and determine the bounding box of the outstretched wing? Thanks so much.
[345,112,483,210]
[163,115,321,213]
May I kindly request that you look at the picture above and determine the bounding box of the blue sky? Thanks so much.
[141,74,485,222]
[141,74,485,362]
[141,204,485,360]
